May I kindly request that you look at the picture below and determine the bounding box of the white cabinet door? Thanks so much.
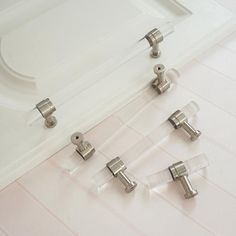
[0,0,235,189]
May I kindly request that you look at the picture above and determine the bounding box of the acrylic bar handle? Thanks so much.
[146,153,209,189]
[126,101,199,164]
[145,101,199,149]
[92,101,200,189]
[92,166,136,190]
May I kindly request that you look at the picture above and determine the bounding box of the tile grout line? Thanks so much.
[194,59,236,83]
[50,161,148,236]
[0,226,9,236]
[203,134,236,159]
[129,112,236,200]
[176,77,236,118]
[16,181,79,236]
[175,71,236,120]
[217,43,236,55]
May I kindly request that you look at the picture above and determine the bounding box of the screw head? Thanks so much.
[190,130,202,141]
[150,50,161,58]
[44,116,57,128]
[184,189,198,199]
[71,132,84,145]
[153,64,165,74]
[125,181,137,193]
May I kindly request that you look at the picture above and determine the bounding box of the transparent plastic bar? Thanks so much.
[148,101,199,143]
[181,101,200,119]
[91,166,137,191]
[146,153,209,189]
[185,153,209,175]
[138,22,174,50]
[92,167,114,190]
[120,101,199,166]
[26,107,42,126]
[105,23,174,68]
[159,23,174,38]
[92,101,200,189]
[55,151,85,175]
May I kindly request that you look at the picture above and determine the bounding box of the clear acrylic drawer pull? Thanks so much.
[146,154,209,199]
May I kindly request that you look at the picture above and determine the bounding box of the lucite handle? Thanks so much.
[146,153,209,189]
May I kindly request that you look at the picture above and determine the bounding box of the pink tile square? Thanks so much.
[0,183,75,236]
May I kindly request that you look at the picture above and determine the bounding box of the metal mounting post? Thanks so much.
[106,157,137,193]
